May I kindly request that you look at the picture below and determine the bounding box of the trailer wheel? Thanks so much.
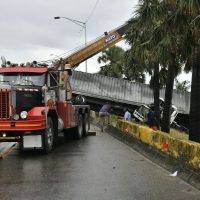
[75,114,83,139]
[83,113,89,136]
[43,117,54,153]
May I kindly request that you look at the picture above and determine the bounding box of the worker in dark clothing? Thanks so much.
[147,109,158,130]
[99,103,111,132]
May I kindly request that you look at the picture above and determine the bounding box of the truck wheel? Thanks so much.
[75,114,83,139]
[83,113,89,136]
[43,117,54,153]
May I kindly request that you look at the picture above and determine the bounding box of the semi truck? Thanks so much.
[0,23,128,153]
[133,98,178,124]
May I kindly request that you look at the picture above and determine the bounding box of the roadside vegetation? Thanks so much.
[94,111,189,141]
[97,0,200,143]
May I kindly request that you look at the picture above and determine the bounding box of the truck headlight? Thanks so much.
[20,111,28,119]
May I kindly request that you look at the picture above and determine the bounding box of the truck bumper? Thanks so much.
[0,119,46,142]
[0,136,21,142]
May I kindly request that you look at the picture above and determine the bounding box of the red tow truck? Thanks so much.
[0,23,127,153]
[0,63,90,153]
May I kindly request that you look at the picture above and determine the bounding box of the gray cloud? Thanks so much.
[0,0,137,69]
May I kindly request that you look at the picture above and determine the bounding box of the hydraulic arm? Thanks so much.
[63,23,128,68]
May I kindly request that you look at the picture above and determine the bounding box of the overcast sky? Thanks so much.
[0,0,138,73]
[0,0,191,82]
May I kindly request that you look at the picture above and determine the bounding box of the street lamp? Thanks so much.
[54,16,88,72]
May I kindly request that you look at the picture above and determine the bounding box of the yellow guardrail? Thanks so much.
[116,119,200,169]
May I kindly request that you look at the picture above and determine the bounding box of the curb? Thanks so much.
[105,125,200,190]
[116,119,200,169]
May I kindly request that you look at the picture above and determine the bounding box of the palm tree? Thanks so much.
[125,0,170,129]
[177,0,200,142]
[97,46,124,78]
[137,0,190,133]
[126,0,191,132]
[126,0,200,141]
[146,0,188,133]
[123,49,146,83]
[138,0,200,141]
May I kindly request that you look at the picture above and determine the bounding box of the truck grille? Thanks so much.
[0,89,10,119]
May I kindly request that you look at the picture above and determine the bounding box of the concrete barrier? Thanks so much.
[139,126,154,145]
[116,119,200,169]
[89,111,200,169]
[116,120,140,139]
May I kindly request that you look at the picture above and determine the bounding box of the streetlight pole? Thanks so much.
[54,16,87,72]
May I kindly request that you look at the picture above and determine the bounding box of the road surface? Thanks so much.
[0,125,199,200]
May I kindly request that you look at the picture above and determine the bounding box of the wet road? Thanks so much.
[0,125,200,200]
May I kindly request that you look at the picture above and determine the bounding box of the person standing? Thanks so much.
[59,63,72,101]
[99,102,112,132]
[147,109,158,130]
[124,108,132,121]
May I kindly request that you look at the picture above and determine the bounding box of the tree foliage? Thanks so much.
[97,46,124,78]
[97,0,200,142]
[123,49,146,83]
[125,0,200,142]
[125,0,196,133]
[97,45,146,83]
[175,79,190,92]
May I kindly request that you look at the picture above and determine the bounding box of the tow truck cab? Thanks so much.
[0,66,90,153]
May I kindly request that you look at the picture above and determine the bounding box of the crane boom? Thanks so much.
[63,23,128,68]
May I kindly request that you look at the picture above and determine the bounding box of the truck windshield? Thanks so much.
[0,72,45,86]
[138,105,150,118]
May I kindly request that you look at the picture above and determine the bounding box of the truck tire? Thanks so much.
[43,117,54,153]
[83,113,89,136]
[75,114,83,139]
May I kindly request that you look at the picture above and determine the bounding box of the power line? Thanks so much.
[86,0,101,22]
[42,0,101,64]
[73,0,101,48]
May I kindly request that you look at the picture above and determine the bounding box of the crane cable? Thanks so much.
[77,0,101,45]
[86,0,101,23]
